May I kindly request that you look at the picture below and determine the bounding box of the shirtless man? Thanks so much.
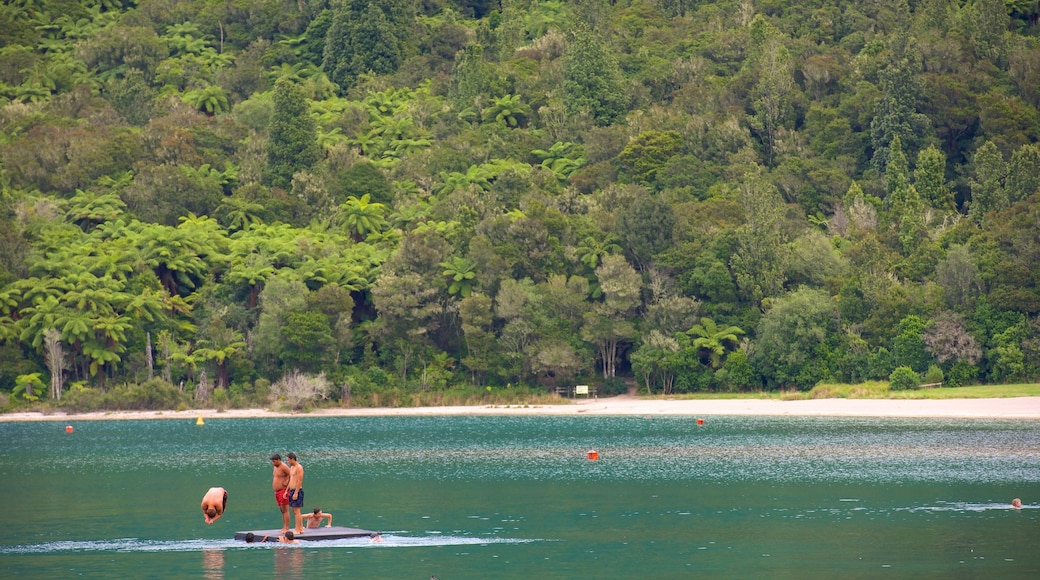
[303,507,332,529]
[286,452,305,534]
[271,453,291,532]
[201,487,227,524]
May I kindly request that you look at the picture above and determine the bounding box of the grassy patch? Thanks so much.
[808,382,1040,400]
[637,383,1040,401]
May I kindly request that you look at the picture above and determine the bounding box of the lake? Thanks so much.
[2,415,1039,578]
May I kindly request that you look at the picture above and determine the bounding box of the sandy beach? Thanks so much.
[2,394,1039,422]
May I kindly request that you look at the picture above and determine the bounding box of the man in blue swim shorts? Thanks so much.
[287,452,306,534]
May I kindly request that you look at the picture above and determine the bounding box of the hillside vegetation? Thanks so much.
[1,0,1039,410]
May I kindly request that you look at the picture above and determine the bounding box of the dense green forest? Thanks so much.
[1,0,1039,410]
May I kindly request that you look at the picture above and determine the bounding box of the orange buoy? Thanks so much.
[696,418,704,425]
[65,425,74,433]
[586,450,599,461]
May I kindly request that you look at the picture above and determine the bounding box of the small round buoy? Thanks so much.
[696,418,704,425]
[65,425,74,433]
[646,415,652,419]
[586,450,599,461]
[196,415,205,426]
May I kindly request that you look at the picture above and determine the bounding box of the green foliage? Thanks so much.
[266,78,320,189]
[322,0,414,93]
[889,365,920,391]
[1,0,1040,409]
[563,24,627,126]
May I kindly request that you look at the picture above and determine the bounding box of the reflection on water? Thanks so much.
[202,548,223,580]
[273,545,305,579]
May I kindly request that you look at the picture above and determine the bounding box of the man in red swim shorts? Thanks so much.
[271,453,291,532]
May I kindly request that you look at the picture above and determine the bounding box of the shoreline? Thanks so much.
[2,395,1039,422]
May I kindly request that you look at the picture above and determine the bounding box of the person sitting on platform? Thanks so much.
[201,487,227,524]
[303,507,333,528]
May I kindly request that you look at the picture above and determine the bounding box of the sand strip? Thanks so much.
[2,396,1039,422]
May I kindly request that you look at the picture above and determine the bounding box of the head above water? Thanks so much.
[312,507,322,515]
[284,531,295,540]
[245,532,256,543]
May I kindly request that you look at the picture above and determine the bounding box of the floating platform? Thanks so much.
[234,526,377,542]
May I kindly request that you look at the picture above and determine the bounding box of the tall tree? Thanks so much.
[582,255,640,379]
[322,0,414,94]
[968,140,1008,224]
[1006,144,1040,204]
[746,15,796,167]
[914,145,954,211]
[729,172,789,305]
[266,78,320,190]
[563,24,627,126]
[870,29,928,174]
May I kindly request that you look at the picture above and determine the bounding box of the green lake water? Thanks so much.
[2,415,1038,578]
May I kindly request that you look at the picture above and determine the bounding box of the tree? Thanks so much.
[182,85,229,116]
[481,94,530,128]
[440,256,478,298]
[616,131,683,188]
[1006,144,1040,204]
[935,245,982,310]
[43,328,66,400]
[563,24,627,126]
[892,315,932,373]
[923,310,982,366]
[752,288,841,390]
[616,195,676,270]
[279,310,335,373]
[914,145,954,211]
[266,78,320,189]
[449,43,493,109]
[322,0,414,93]
[459,293,496,385]
[336,194,387,243]
[582,255,640,379]
[686,317,745,369]
[870,30,928,174]
[747,15,796,167]
[968,140,1008,224]
[730,173,788,305]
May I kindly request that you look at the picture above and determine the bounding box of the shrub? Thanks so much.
[946,360,979,387]
[889,366,920,391]
[599,377,627,396]
[60,385,109,413]
[113,379,190,410]
[269,370,331,410]
[924,365,944,386]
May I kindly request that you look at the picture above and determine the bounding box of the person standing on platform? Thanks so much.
[201,486,227,524]
[287,452,305,534]
[271,453,291,532]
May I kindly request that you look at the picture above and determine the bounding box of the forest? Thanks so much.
[1,0,1039,411]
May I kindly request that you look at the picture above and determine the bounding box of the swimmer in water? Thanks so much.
[1011,498,1022,508]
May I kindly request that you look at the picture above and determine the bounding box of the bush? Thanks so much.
[599,377,628,396]
[112,379,190,410]
[924,365,944,386]
[269,370,331,410]
[946,360,979,388]
[60,385,109,413]
[889,366,920,391]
